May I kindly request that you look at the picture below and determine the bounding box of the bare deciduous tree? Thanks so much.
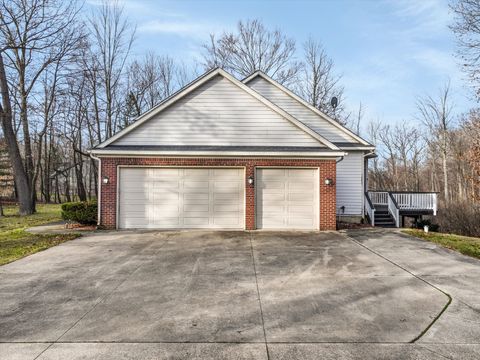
[0,0,82,214]
[417,82,454,202]
[202,19,301,85]
[89,0,135,139]
[297,37,345,120]
[450,0,480,98]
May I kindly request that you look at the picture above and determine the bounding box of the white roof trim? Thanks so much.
[90,149,347,157]
[96,68,339,150]
[243,71,371,146]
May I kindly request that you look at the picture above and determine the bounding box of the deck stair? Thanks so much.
[365,191,438,228]
[373,210,396,228]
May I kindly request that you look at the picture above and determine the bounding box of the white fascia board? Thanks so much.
[339,146,376,151]
[243,71,372,146]
[90,149,347,158]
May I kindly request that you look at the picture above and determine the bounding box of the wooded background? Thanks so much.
[0,0,479,234]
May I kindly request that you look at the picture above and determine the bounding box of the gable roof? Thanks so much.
[242,71,373,148]
[95,68,339,151]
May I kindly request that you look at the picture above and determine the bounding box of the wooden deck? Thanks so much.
[365,191,438,228]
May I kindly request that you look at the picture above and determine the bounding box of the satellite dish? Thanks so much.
[330,96,338,109]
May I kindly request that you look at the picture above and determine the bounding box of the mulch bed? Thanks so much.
[64,223,97,231]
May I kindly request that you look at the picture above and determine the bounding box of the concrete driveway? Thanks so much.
[1,230,480,359]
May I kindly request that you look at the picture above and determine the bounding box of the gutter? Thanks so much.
[89,149,348,158]
[89,153,102,226]
[363,150,377,159]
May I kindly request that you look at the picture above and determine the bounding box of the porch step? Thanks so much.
[374,211,396,228]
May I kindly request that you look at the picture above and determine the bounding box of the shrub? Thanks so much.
[436,202,480,238]
[61,200,97,225]
[412,218,440,232]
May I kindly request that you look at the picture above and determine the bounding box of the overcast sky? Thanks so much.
[87,0,476,132]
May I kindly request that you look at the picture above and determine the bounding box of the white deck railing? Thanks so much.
[387,193,400,227]
[364,192,375,226]
[391,193,437,215]
[369,191,389,206]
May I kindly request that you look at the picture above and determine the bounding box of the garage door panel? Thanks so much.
[119,168,244,229]
[213,211,241,218]
[288,205,314,213]
[260,169,285,178]
[214,204,240,212]
[256,168,318,230]
[183,217,210,226]
[184,193,209,200]
[184,204,209,212]
[260,181,284,189]
[152,181,180,189]
[214,218,241,226]
[288,218,315,227]
[288,193,313,201]
[152,218,180,226]
[183,198,209,205]
[214,193,237,200]
[184,169,210,178]
[261,217,285,227]
[184,181,209,189]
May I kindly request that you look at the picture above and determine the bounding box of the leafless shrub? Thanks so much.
[436,201,480,237]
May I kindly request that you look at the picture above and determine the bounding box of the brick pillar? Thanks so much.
[245,165,256,230]
[100,158,117,229]
[319,161,337,230]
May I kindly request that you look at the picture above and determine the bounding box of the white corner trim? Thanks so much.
[95,68,339,151]
[243,71,372,146]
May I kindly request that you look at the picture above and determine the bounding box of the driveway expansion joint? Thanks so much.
[344,233,453,344]
[249,233,270,360]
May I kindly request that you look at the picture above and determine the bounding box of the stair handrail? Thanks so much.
[387,192,400,228]
[364,192,375,226]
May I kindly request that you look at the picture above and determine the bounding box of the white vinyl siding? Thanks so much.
[114,75,323,147]
[118,168,244,229]
[248,77,357,143]
[336,152,364,216]
[256,168,319,229]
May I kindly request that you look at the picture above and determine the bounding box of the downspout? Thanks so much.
[336,154,345,220]
[89,152,101,226]
[362,151,376,220]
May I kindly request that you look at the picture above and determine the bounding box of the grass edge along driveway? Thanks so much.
[402,229,480,260]
[0,204,80,266]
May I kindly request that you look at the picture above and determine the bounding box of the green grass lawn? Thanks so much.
[0,204,80,266]
[402,229,480,260]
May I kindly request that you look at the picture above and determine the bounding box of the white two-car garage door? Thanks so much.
[256,168,319,230]
[118,168,244,229]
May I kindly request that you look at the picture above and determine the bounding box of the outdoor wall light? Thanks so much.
[102,176,109,184]
[248,175,254,186]
[324,178,334,186]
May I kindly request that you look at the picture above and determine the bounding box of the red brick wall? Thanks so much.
[99,157,336,231]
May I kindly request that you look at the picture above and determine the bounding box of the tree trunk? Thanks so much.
[0,54,34,215]
[64,172,71,202]
[442,148,449,203]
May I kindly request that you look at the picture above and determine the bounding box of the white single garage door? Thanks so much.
[118,168,244,229]
[256,168,319,230]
